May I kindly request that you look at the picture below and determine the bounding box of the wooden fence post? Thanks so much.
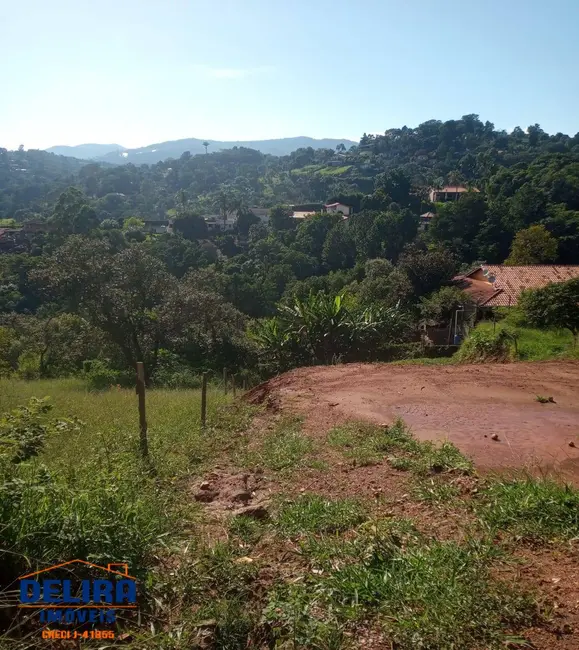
[223,367,228,394]
[201,372,208,428]
[232,374,236,398]
[136,362,149,462]
[242,378,247,391]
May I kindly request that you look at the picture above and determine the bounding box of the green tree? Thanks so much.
[294,213,341,260]
[236,209,260,236]
[505,224,558,265]
[322,222,356,271]
[419,286,474,326]
[171,212,208,240]
[429,194,488,261]
[398,245,459,298]
[269,205,294,232]
[36,237,246,379]
[123,216,145,231]
[50,188,98,235]
[519,277,579,344]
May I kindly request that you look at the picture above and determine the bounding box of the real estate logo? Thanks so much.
[18,559,137,640]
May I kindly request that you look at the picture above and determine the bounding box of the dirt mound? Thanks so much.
[256,361,579,480]
[190,469,271,519]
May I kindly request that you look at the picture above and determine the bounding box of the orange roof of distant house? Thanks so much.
[455,265,579,307]
[434,186,479,194]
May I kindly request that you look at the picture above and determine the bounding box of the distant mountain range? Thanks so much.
[46,143,125,160]
[46,136,357,165]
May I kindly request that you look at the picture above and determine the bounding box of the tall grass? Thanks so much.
[0,378,245,586]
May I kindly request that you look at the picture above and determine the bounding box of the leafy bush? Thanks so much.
[151,349,202,389]
[420,286,474,326]
[456,328,515,363]
[82,359,120,390]
[519,277,579,345]
[17,350,41,380]
[0,397,53,462]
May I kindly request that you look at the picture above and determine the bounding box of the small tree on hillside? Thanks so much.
[419,286,474,326]
[519,277,579,345]
[505,224,558,265]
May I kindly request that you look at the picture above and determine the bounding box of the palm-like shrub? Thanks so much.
[251,292,411,372]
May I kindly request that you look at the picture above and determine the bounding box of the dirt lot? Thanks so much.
[250,360,579,480]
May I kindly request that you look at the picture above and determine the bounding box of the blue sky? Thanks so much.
[2,0,578,150]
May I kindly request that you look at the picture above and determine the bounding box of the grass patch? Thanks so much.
[0,379,564,648]
[413,478,462,503]
[318,165,351,176]
[245,415,314,472]
[477,477,579,542]
[228,515,265,545]
[328,419,473,476]
[535,394,555,403]
[275,494,367,536]
[265,523,535,650]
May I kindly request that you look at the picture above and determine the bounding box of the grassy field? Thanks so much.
[2,377,579,648]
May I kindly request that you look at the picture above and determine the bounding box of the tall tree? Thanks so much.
[505,224,558,265]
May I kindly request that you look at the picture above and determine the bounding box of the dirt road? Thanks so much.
[252,360,579,479]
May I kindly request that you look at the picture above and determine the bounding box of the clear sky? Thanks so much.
[1,0,578,150]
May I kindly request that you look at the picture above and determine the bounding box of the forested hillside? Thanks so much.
[1,114,579,382]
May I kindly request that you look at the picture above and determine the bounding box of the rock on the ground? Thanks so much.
[234,502,270,520]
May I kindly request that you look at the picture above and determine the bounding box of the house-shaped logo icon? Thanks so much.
[19,559,136,582]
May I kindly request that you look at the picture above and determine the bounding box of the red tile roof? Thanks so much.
[456,265,579,307]
[454,276,502,304]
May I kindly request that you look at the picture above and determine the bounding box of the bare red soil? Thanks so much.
[248,360,579,480]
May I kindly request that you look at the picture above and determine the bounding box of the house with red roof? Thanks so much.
[454,265,579,307]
